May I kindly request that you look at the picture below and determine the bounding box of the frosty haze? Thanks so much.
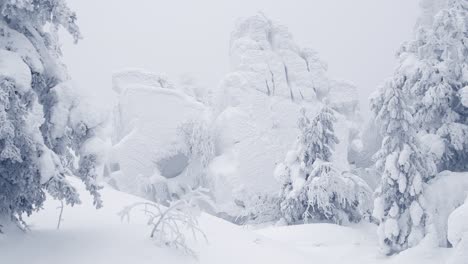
[60,0,420,117]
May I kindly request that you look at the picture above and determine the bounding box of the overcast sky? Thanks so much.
[62,0,421,117]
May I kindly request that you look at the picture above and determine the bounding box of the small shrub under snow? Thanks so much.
[119,188,214,257]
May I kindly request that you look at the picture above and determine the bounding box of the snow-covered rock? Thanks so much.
[228,15,324,101]
[210,15,362,216]
[106,16,363,219]
[446,197,468,264]
[448,197,468,247]
[425,171,468,246]
[107,69,212,201]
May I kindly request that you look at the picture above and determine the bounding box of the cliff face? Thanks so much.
[210,15,363,216]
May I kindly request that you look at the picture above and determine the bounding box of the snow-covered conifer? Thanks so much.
[371,79,437,254]
[0,0,102,227]
[178,119,215,170]
[277,106,371,224]
[303,161,372,224]
[399,0,468,171]
[277,107,336,223]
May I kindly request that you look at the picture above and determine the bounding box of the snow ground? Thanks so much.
[258,224,452,264]
[0,178,455,264]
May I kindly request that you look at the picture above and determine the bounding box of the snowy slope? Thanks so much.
[258,224,452,264]
[0,177,456,264]
[0,178,310,264]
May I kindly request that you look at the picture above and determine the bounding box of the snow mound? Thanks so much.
[425,171,468,246]
[448,197,468,247]
[0,178,313,264]
[0,178,454,264]
[446,197,468,264]
[258,222,451,264]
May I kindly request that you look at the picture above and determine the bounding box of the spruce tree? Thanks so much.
[371,78,436,254]
[277,106,339,223]
[401,0,468,171]
[277,105,371,224]
[0,0,102,228]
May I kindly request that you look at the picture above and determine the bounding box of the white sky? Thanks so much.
[62,0,421,117]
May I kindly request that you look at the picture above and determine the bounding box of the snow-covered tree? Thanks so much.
[303,161,372,224]
[276,107,337,223]
[178,119,215,171]
[399,0,468,171]
[0,0,102,228]
[371,79,437,255]
[277,106,371,224]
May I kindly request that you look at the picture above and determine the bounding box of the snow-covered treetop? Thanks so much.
[372,83,414,141]
[0,0,81,42]
[417,0,451,28]
[298,105,339,167]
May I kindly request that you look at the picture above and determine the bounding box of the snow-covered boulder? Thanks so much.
[448,197,468,247]
[446,197,468,264]
[425,171,468,246]
[108,69,212,202]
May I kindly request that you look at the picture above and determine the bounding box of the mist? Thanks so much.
[62,0,420,117]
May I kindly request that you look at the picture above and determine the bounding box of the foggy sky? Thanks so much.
[62,0,421,117]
